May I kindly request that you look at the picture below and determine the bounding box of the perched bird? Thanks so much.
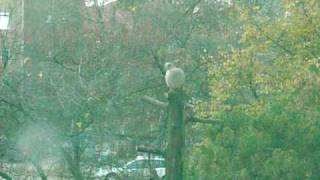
[164,62,185,90]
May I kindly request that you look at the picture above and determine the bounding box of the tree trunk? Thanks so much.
[0,171,12,180]
[72,136,84,180]
[166,89,185,180]
[30,159,47,180]
[60,138,84,180]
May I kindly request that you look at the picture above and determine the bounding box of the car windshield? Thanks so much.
[126,159,165,169]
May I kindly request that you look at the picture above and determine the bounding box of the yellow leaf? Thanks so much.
[37,72,43,79]
[76,122,82,129]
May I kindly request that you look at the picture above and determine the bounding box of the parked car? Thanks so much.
[95,156,166,180]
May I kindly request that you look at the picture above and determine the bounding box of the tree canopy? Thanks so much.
[0,0,319,179]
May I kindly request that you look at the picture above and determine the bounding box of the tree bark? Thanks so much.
[0,171,12,180]
[60,137,84,180]
[30,159,47,180]
[166,89,185,180]
[72,136,84,180]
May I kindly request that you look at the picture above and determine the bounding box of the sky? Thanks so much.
[0,12,9,30]
[85,0,118,7]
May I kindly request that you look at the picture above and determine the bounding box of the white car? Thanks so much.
[95,156,166,180]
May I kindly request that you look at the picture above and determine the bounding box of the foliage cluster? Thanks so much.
[188,0,320,179]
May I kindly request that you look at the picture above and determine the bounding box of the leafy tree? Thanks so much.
[1,0,319,179]
[188,0,320,179]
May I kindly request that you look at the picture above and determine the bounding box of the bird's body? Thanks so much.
[165,63,185,90]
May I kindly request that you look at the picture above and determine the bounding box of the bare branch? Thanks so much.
[142,95,168,109]
[150,49,166,76]
[0,172,12,180]
[136,146,165,156]
[188,116,221,124]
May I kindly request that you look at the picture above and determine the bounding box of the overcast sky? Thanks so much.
[85,0,118,7]
[0,12,9,30]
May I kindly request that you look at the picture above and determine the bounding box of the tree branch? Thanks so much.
[0,172,12,180]
[188,116,221,124]
[150,49,166,76]
[136,146,165,156]
[142,95,168,109]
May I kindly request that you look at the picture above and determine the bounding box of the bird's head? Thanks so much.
[164,62,175,71]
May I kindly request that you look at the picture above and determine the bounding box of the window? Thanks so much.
[151,160,165,168]
[126,159,166,169]
[126,160,144,169]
